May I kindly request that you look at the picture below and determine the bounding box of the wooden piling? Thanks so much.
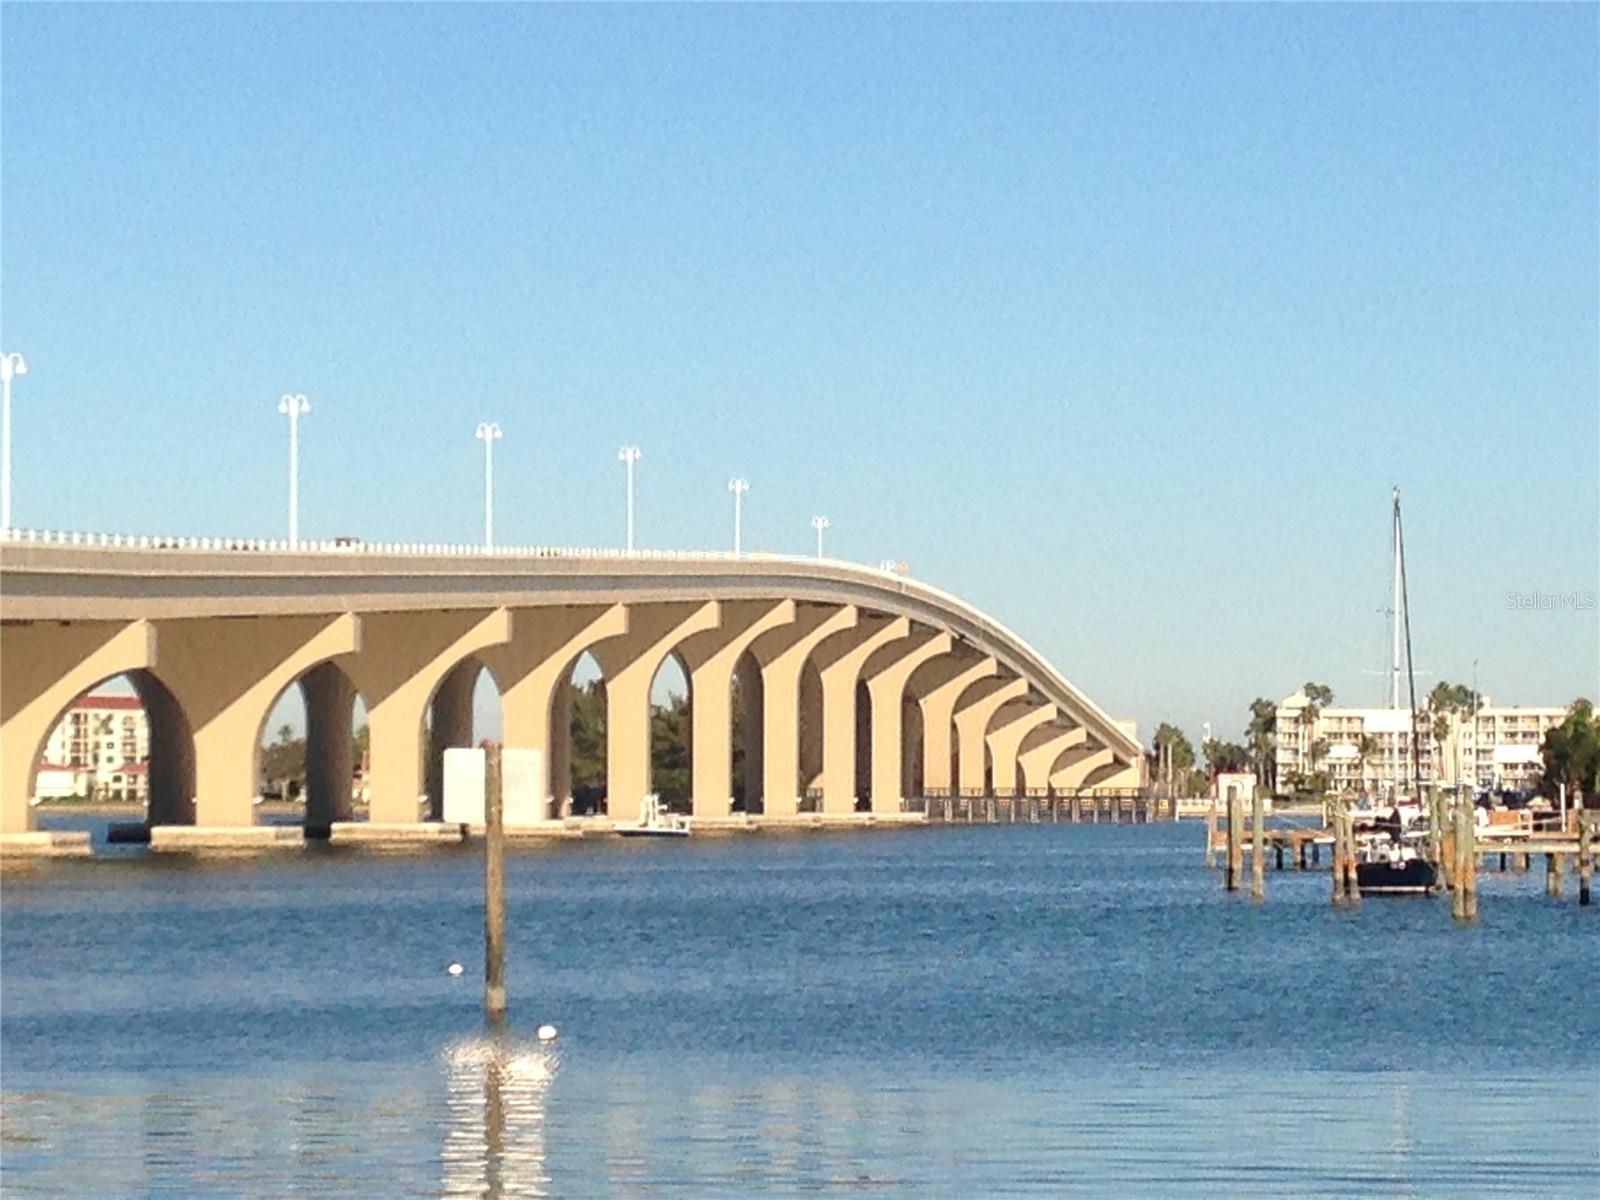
[1464,803,1479,920]
[1546,852,1563,899]
[1425,786,1442,870]
[1205,800,1219,869]
[1250,788,1265,900]
[1070,792,1082,824]
[1450,802,1466,920]
[1342,805,1361,905]
[1579,810,1593,906]
[1225,785,1242,892]
[484,742,508,1020]
[1330,797,1346,905]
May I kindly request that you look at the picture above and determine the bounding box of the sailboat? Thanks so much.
[1355,488,1440,896]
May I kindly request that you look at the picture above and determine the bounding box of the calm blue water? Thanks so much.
[3,822,1596,1197]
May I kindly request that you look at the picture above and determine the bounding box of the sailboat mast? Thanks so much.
[1391,487,1403,710]
[1396,489,1424,804]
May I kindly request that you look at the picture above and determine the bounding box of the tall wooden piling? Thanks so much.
[484,742,508,1020]
[1205,800,1219,869]
[1070,792,1082,824]
[1343,804,1361,905]
[1225,785,1242,892]
[1580,810,1593,907]
[1425,786,1442,869]
[1546,852,1564,899]
[1250,787,1265,900]
[1464,802,1479,920]
[1330,796,1346,905]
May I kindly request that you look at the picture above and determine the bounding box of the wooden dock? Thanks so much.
[1202,796,1597,910]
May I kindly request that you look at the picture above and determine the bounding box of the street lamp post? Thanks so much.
[810,515,829,559]
[475,422,502,549]
[277,393,311,547]
[728,478,749,554]
[618,445,642,552]
[0,351,27,531]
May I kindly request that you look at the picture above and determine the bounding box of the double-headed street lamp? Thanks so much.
[475,422,503,549]
[277,393,310,547]
[618,445,642,552]
[1,351,28,530]
[728,477,749,555]
[810,515,829,559]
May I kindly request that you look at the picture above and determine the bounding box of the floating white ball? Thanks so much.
[537,1024,558,1042]
[447,962,464,977]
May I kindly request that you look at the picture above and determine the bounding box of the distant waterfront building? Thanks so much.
[1273,691,1569,796]
[34,692,150,802]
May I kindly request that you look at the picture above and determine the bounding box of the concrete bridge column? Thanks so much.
[151,614,361,828]
[341,609,512,825]
[746,605,858,816]
[425,659,479,821]
[1085,758,1143,791]
[589,602,720,822]
[476,604,627,817]
[986,701,1056,796]
[1050,743,1113,792]
[303,661,357,833]
[813,616,913,813]
[1019,725,1086,794]
[675,600,796,819]
[865,631,953,814]
[0,619,158,834]
[914,656,998,795]
[954,677,1028,794]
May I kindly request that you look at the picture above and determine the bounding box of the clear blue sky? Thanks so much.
[3,4,1596,745]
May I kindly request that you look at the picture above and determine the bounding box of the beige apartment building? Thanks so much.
[1274,691,1568,797]
[34,692,150,802]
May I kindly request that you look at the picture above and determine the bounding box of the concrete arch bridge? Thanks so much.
[1,534,1144,846]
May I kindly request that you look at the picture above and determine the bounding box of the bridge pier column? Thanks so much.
[954,678,1027,795]
[477,604,627,820]
[424,659,478,822]
[303,661,356,833]
[866,632,953,815]
[675,601,796,819]
[985,701,1056,798]
[590,602,720,823]
[0,620,159,834]
[1052,743,1113,797]
[1019,726,1086,796]
[914,656,998,797]
[152,614,361,829]
[746,606,858,817]
[813,617,913,814]
[342,609,512,825]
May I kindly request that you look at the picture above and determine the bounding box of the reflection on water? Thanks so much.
[442,1035,555,1199]
[3,824,1597,1196]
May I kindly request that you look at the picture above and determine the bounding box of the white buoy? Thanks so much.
[447,962,464,977]
[537,1024,558,1042]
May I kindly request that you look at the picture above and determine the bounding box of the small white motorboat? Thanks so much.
[617,793,691,839]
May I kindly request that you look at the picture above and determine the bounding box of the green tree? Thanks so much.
[1536,699,1600,805]
[1203,738,1251,776]
[1355,733,1378,794]
[1245,698,1277,790]
[1152,722,1197,794]
[259,724,306,796]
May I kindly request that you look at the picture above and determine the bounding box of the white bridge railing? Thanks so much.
[0,525,900,569]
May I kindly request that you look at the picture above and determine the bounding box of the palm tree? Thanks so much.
[1299,683,1333,784]
[1356,733,1378,796]
[1246,698,1277,791]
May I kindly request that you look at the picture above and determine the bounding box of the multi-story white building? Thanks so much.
[34,692,150,802]
[1273,691,1569,797]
